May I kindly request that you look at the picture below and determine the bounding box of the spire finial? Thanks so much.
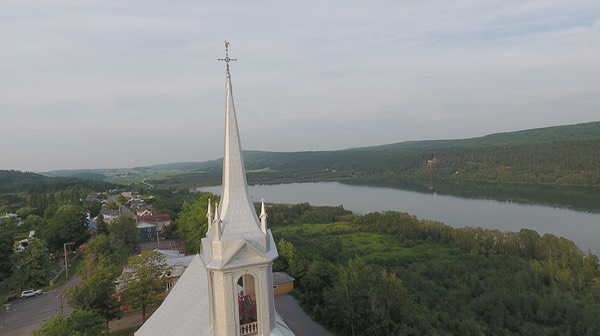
[218,40,237,77]
[206,198,213,228]
[259,198,268,233]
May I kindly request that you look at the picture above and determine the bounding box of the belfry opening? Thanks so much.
[238,274,258,334]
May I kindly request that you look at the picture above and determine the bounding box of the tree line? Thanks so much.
[263,203,600,335]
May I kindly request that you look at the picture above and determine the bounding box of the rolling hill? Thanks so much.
[39,121,600,188]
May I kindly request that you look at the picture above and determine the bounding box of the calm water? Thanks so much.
[198,182,600,255]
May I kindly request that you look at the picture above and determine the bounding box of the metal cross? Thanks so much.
[218,40,237,75]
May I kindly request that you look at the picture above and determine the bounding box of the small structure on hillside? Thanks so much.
[272,272,295,296]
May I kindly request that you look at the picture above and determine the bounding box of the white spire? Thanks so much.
[216,44,263,240]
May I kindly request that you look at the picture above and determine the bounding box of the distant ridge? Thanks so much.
[348,121,600,151]
[39,121,600,188]
[0,170,116,194]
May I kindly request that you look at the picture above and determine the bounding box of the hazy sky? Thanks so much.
[2,1,599,172]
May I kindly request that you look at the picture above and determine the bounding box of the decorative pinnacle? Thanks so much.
[218,40,237,76]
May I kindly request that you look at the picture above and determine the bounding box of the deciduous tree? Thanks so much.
[109,216,138,253]
[0,228,14,279]
[34,310,105,336]
[42,204,89,251]
[67,266,122,331]
[120,250,167,322]
[176,193,211,254]
[95,213,107,236]
[16,237,50,288]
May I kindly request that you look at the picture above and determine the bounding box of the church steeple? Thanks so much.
[215,41,264,241]
[133,42,293,336]
[201,41,282,336]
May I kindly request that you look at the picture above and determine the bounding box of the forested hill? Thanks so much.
[355,120,600,151]
[0,170,114,194]
[41,121,600,188]
[156,121,600,187]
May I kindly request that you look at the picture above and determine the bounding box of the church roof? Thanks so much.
[135,255,213,336]
[135,254,294,336]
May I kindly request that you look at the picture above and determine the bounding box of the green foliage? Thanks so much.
[176,193,212,254]
[266,202,352,226]
[274,239,303,278]
[0,195,28,215]
[0,170,115,195]
[109,216,138,253]
[23,214,44,231]
[42,204,90,251]
[323,258,408,335]
[34,310,106,336]
[16,206,37,218]
[270,206,600,335]
[87,201,103,219]
[67,265,122,325]
[96,213,107,235]
[77,235,127,280]
[141,189,201,220]
[116,195,126,204]
[120,250,167,322]
[0,228,14,280]
[0,170,51,193]
[15,237,50,288]
[66,232,131,332]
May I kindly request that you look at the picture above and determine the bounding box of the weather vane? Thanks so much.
[218,40,237,76]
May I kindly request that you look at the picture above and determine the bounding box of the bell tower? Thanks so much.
[200,41,279,336]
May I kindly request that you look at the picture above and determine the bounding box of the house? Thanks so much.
[272,272,295,296]
[101,206,136,224]
[14,231,36,253]
[115,249,194,298]
[137,222,159,242]
[137,214,171,231]
[136,207,152,217]
[154,249,196,291]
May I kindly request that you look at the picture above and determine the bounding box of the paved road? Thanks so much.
[0,277,79,336]
[275,294,333,336]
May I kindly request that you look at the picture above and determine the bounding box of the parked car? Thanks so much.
[20,289,43,298]
[5,294,17,302]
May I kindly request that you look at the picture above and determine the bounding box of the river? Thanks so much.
[198,182,600,255]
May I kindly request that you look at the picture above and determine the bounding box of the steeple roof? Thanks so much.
[215,49,264,241]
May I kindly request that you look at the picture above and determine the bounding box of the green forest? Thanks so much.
[265,204,600,335]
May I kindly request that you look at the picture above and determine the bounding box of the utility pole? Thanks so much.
[63,242,74,278]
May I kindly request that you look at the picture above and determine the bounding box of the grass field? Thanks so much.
[271,221,456,266]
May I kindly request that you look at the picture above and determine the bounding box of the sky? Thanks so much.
[1,0,599,172]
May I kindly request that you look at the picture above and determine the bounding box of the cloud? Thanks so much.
[1,0,599,171]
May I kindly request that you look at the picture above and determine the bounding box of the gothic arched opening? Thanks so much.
[237,274,258,335]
